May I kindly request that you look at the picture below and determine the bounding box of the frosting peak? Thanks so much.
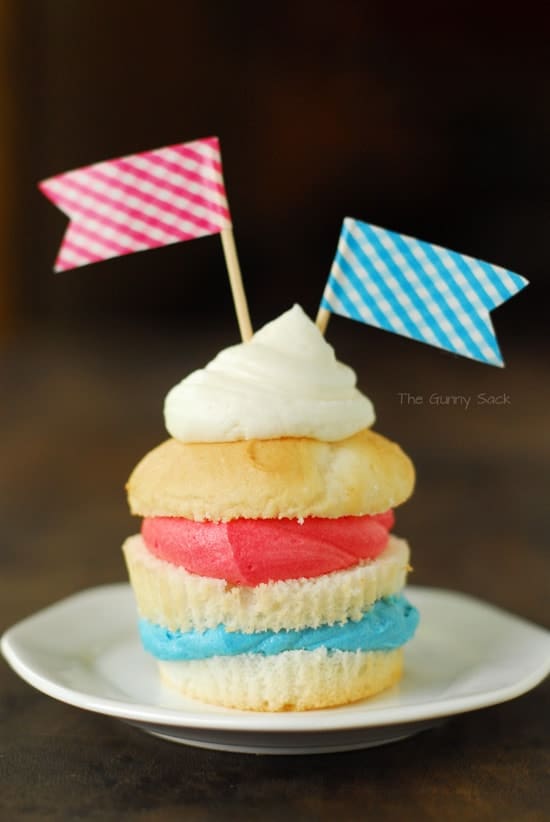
[164,304,375,442]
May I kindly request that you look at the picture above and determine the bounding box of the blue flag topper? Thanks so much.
[319,218,529,367]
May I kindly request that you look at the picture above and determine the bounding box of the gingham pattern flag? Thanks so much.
[39,137,231,272]
[321,218,529,366]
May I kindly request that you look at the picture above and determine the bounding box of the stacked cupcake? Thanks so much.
[123,306,418,710]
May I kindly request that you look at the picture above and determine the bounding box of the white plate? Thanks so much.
[2,584,549,755]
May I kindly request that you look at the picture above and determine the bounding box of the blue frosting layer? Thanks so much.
[139,594,419,661]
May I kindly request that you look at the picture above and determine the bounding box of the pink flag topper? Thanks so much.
[39,137,232,272]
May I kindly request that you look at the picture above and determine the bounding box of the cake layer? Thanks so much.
[123,533,411,633]
[141,511,394,585]
[139,594,418,661]
[127,428,415,521]
[159,647,404,711]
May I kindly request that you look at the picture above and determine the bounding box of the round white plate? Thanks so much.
[2,584,549,754]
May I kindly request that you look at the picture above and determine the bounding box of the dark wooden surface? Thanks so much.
[1,320,549,821]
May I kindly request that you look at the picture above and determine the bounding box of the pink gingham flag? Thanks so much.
[39,137,231,271]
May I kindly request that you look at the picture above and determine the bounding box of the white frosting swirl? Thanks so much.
[164,304,375,442]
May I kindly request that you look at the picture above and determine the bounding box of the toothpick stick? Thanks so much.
[220,227,253,342]
[315,306,331,335]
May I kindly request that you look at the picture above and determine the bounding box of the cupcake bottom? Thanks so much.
[158,647,403,711]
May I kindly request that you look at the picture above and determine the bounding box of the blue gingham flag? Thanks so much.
[320,218,529,366]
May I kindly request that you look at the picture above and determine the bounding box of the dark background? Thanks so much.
[3,1,548,338]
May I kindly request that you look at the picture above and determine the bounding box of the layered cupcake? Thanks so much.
[123,305,418,710]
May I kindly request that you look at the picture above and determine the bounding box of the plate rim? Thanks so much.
[2,583,549,734]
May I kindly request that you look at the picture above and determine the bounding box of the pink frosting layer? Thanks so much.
[141,511,394,586]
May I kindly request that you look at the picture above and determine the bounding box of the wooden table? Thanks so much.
[1,321,548,821]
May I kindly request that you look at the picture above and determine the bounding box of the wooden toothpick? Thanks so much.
[220,227,253,342]
[315,306,331,335]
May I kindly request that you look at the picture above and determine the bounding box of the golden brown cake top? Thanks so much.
[127,428,415,521]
